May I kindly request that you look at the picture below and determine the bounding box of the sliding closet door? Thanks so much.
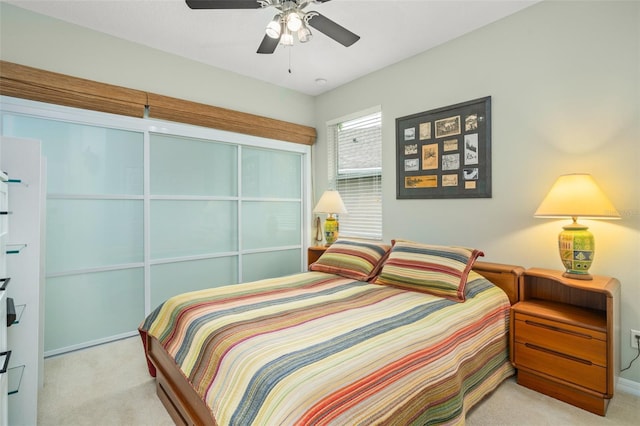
[149,134,239,308]
[241,147,303,281]
[149,137,304,306]
[1,114,145,353]
[1,97,309,355]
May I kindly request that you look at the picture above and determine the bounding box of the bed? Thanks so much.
[139,239,523,425]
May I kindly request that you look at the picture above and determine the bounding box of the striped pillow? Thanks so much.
[310,239,391,281]
[374,240,484,302]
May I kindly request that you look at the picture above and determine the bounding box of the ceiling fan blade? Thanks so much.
[186,0,262,9]
[306,12,360,47]
[257,35,279,54]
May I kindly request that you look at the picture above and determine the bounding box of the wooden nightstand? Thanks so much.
[307,246,327,268]
[510,268,620,415]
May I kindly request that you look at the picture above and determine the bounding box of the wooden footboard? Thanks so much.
[146,334,216,426]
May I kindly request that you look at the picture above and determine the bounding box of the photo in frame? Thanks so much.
[395,96,491,199]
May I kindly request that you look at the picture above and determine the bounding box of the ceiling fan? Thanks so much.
[185,0,360,54]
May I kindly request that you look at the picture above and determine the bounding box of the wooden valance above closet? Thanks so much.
[146,93,316,145]
[0,61,316,146]
[0,61,147,118]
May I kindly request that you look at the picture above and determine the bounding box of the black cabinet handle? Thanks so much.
[0,277,10,291]
[0,351,11,374]
[7,297,16,327]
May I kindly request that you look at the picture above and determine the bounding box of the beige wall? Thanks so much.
[0,3,315,126]
[314,0,640,384]
[2,1,639,385]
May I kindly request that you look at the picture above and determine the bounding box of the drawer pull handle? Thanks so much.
[525,319,593,339]
[525,343,593,365]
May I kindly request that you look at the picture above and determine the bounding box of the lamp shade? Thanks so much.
[534,173,619,280]
[534,174,620,219]
[314,190,347,246]
[313,190,348,215]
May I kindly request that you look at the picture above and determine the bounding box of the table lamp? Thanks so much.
[534,173,620,280]
[313,190,347,246]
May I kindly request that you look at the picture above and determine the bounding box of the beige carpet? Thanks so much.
[38,336,639,425]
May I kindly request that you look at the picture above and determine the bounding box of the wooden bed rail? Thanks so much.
[146,335,217,426]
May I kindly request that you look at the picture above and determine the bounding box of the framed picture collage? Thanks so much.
[395,96,491,199]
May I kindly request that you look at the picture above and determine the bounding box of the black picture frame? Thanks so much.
[395,96,491,199]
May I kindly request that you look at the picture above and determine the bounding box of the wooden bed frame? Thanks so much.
[143,261,524,426]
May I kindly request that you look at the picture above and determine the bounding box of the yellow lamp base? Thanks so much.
[558,220,594,280]
[323,217,339,246]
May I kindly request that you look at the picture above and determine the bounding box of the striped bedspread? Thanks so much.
[139,271,514,425]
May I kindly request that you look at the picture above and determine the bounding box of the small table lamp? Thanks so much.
[534,174,620,280]
[313,190,348,246]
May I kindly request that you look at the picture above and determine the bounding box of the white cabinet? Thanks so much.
[0,289,7,426]
[1,137,45,426]
[0,176,9,426]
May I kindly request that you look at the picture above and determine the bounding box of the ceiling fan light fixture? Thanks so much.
[298,26,312,43]
[187,0,360,54]
[265,15,282,39]
[286,11,303,32]
[280,28,294,46]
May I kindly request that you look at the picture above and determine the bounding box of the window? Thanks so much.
[327,109,382,240]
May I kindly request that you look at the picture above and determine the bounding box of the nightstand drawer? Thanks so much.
[514,313,606,366]
[515,341,606,392]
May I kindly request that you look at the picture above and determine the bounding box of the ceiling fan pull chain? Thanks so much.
[288,47,292,74]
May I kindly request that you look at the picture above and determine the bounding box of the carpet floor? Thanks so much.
[38,336,639,425]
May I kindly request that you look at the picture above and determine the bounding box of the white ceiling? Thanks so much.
[4,0,538,96]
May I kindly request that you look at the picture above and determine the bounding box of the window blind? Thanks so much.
[327,111,382,240]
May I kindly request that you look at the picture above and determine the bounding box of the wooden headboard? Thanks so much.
[472,261,524,305]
